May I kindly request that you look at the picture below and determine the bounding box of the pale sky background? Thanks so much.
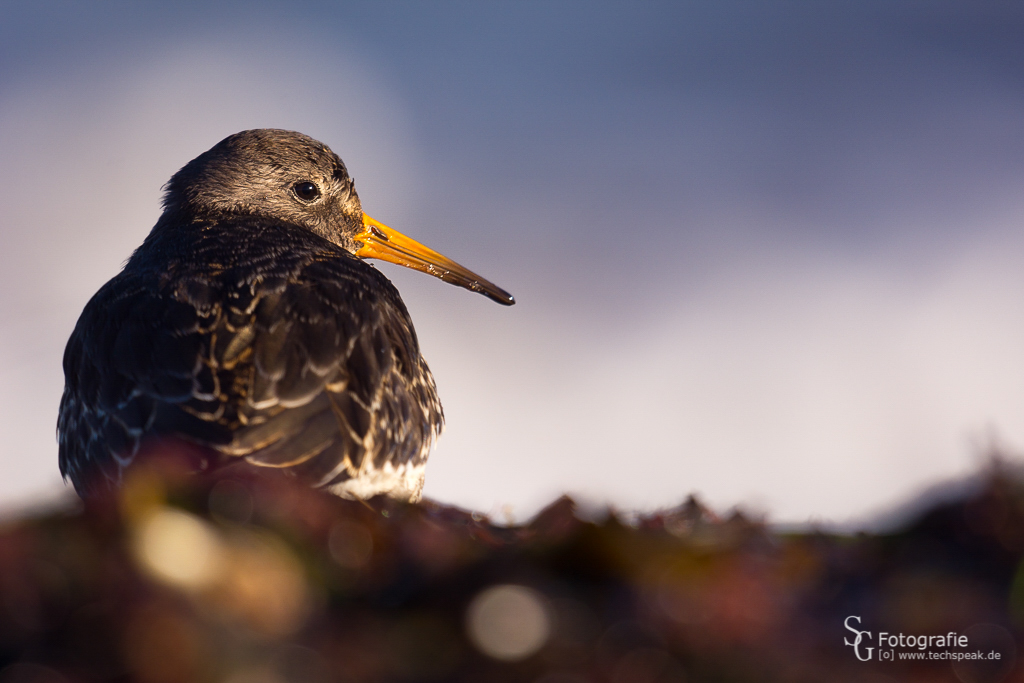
[2,1,1024,524]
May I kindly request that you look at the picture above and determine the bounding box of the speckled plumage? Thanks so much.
[58,130,452,500]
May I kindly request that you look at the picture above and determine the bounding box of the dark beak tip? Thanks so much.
[487,289,515,306]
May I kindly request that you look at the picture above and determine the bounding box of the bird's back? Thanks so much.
[58,215,443,500]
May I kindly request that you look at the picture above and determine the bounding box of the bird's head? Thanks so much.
[162,129,514,305]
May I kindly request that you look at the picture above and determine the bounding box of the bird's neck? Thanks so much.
[133,210,341,276]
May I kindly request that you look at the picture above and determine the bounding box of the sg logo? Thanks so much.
[844,616,874,661]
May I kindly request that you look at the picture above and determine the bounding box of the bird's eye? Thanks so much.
[293,181,320,202]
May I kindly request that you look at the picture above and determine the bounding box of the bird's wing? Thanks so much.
[224,257,443,491]
[58,254,442,496]
[58,270,232,493]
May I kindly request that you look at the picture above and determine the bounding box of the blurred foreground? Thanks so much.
[1,461,1023,683]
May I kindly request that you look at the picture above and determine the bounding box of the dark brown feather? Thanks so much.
[58,214,443,498]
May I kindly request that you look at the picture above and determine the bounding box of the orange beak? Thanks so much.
[354,214,515,306]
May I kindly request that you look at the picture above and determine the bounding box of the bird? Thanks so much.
[57,129,514,502]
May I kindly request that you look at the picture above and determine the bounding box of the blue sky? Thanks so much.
[2,1,1024,523]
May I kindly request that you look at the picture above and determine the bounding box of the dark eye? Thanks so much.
[293,181,320,202]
